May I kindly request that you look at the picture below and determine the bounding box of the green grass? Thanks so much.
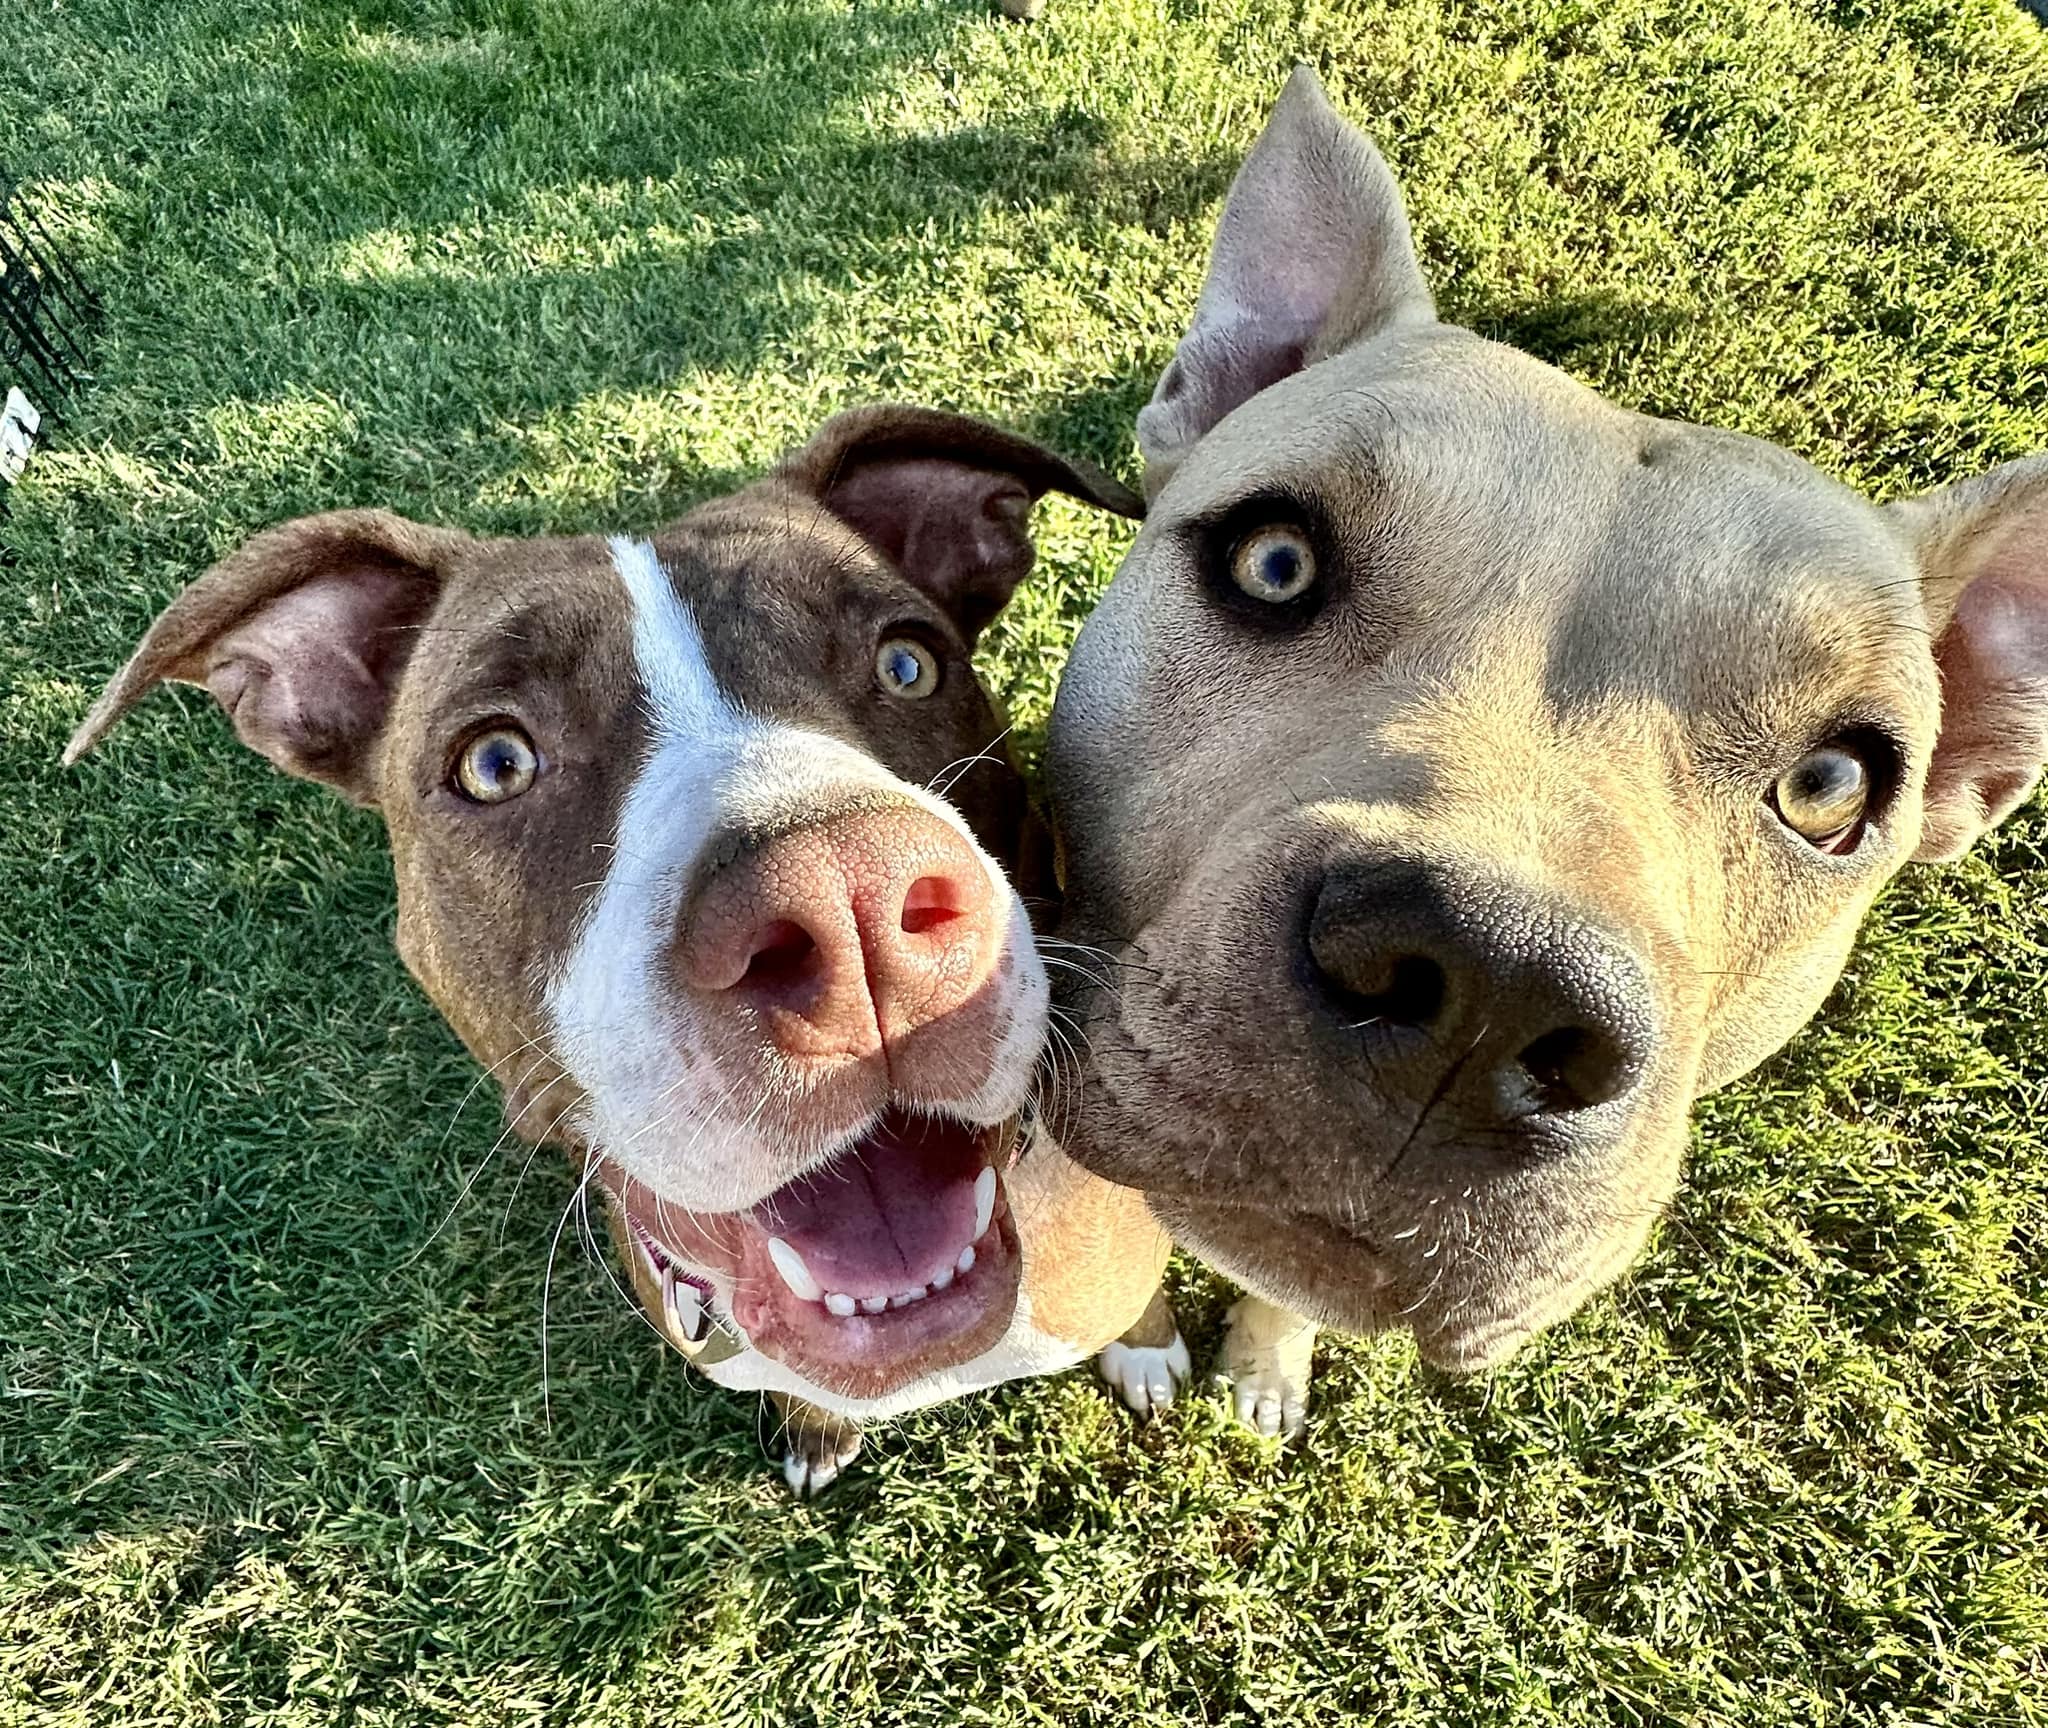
[4,0,2047,1722]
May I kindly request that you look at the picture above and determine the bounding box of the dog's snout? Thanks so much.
[678,801,1000,1064]
[1305,857,1652,1132]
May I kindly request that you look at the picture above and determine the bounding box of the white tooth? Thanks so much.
[956,1243,976,1276]
[930,1264,955,1291]
[663,1272,707,1343]
[973,1166,997,1241]
[825,1292,857,1317]
[893,1286,928,1306]
[767,1237,824,1303]
[859,1295,889,1314]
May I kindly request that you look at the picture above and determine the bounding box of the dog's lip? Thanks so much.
[601,1109,1025,1395]
[732,1197,1021,1393]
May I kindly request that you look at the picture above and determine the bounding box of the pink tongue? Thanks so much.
[752,1110,983,1299]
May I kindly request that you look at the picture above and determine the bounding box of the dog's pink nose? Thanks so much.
[678,801,1001,1065]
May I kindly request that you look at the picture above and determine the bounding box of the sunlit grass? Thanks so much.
[4,1,2045,1722]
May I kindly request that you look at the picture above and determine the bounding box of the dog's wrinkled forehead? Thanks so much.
[1150,322,1940,744]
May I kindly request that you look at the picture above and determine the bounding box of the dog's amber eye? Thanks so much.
[1773,745,1870,849]
[454,726,540,804]
[1230,525,1317,603]
[875,636,940,699]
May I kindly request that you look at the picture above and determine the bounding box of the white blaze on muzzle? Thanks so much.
[543,537,1049,1215]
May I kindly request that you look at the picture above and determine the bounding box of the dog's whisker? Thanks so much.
[540,1156,606,1428]
[572,1181,680,1355]
[412,1039,564,1263]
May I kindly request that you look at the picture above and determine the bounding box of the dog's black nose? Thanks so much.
[1305,856,1653,1128]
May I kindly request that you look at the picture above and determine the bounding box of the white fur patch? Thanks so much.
[609,534,730,732]
[544,540,752,1207]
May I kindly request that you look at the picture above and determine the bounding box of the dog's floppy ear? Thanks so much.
[1885,454,2048,862]
[62,509,470,806]
[1137,65,1435,493]
[777,405,1143,645]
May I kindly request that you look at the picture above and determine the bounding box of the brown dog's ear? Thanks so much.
[1137,65,1435,494]
[777,405,1143,645]
[1885,455,2048,862]
[62,509,470,806]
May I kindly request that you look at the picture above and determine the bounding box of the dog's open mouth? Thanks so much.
[605,1106,1022,1398]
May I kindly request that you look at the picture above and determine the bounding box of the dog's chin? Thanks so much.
[602,1106,1024,1401]
[1151,1195,1400,1328]
[1142,1194,1541,1373]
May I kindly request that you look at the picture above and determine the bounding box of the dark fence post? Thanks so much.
[0,169,100,558]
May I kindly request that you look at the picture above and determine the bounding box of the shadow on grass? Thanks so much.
[21,0,1243,547]
[2,7,1260,1701]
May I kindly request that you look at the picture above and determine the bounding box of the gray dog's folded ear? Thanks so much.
[62,509,471,806]
[1886,454,2048,862]
[776,404,1143,645]
[1137,64,1435,494]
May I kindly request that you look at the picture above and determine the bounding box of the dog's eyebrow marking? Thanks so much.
[608,536,735,736]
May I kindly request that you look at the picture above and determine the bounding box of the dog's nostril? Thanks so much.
[1366,954,1446,1027]
[1516,1026,1630,1114]
[900,875,965,937]
[1324,951,1446,1029]
[742,919,819,990]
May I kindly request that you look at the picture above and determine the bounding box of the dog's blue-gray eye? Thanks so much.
[875,636,940,699]
[454,725,539,804]
[1230,525,1317,603]
[1773,745,1870,850]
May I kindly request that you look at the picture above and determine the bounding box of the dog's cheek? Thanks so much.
[1694,879,1885,1091]
[389,815,569,1083]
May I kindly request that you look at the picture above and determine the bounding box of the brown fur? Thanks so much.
[1008,1147,1173,1345]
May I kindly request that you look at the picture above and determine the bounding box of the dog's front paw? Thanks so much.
[1096,1330,1193,1420]
[1222,1297,1318,1439]
[765,1394,863,1497]
[782,1429,862,1497]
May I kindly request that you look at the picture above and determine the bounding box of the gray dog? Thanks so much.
[1047,68,2048,1434]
